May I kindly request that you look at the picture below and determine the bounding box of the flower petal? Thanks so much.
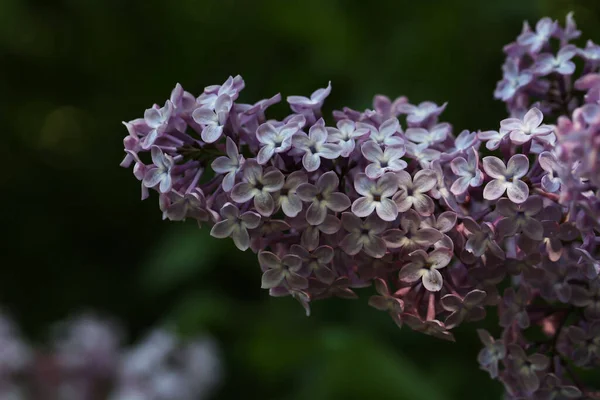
[422,269,444,292]
[352,197,376,218]
[507,180,529,204]
[482,156,507,178]
[483,179,507,201]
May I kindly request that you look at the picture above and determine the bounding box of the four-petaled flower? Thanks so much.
[256,116,305,165]
[352,173,399,221]
[493,58,533,102]
[462,218,505,259]
[505,344,549,393]
[517,17,556,53]
[393,170,437,216]
[356,118,404,147]
[500,107,553,145]
[405,123,450,146]
[231,160,284,216]
[383,209,443,253]
[398,248,453,292]
[339,213,388,258]
[450,147,484,195]
[441,290,487,329]
[326,119,369,157]
[476,329,506,379]
[368,278,404,328]
[495,196,543,240]
[192,95,233,143]
[210,203,260,251]
[211,137,244,192]
[273,171,307,218]
[292,120,342,172]
[482,154,529,203]
[398,101,447,126]
[287,81,332,113]
[259,251,307,290]
[142,146,174,193]
[361,140,407,179]
[532,45,577,75]
[296,172,351,225]
[291,245,335,285]
[142,100,174,149]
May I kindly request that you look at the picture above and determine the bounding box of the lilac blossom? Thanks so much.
[398,248,453,292]
[259,251,307,289]
[339,213,387,258]
[292,119,342,171]
[500,107,554,145]
[450,147,484,195]
[256,116,305,165]
[119,17,600,397]
[212,137,244,192]
[398,101,447,126]
[361,140,407,179]
[352,173,399,221]
[230,161,284,216]
[143,146,174,193]
[326,119,369,157]
[296,171,350,225]
[533,45,577,76]
[210,203,261,251]
[356,118,404,147]
[141,100,174,149]
[287,81,331,113]
[192,94,232,143]
[482,154,529,203]
[392,169,437,216]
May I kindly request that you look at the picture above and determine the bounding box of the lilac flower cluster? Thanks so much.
[121,12,600,398]
[0,311,221,400]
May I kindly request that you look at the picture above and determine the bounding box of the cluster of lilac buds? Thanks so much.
[0,310,221,400]
[121,12,600,398]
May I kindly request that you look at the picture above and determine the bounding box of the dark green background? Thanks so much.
[2,0,599,399]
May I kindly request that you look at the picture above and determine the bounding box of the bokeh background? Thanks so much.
[2,0,600,399]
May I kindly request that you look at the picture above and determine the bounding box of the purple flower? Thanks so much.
[404,142,441,167]
[383,209,443,253]
[441,290,487,329]
[579,40,600,62]
[230,161,284,216]
[477,329,506,379]
[499,286,531,329]
[495,196,543,239]
[192,95,233,143]
[356,118,404,147]
[296,171,350,225]
[273,171,307,218]
[398,101,447,126]
[533,45,577,76]
[450,147,484,195]
[361,140,407,179]
[482,154,529,203]
[256,116,305,165]
[398,248,453,292]
[326,119,369,157]
[500,107,554,145]
[368,278,404,328]
[287,81,331,113]
[493,59,533,102]
[198,75,245,108]
[567,322,600,367]
[142,146,174,193]
[405,123,451,146]
[442,129,479,159]
[536,373,582,399]
[142,100,174,149]
[538,151,562,192]
[210,203,261,251]
[339,213,388,258]
[160,189,211,222]
[352,173,399,221]
[291,244,335,285]
[292,120,342,171]
[259,251,307,290]
[570,279,600,320]
[211,137,244,192]
[505,344,549,393]
[517,17,557,53]
[392,169,437,216]
[462,218,504,259]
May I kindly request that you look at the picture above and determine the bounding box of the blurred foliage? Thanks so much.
[1,0,599,399]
